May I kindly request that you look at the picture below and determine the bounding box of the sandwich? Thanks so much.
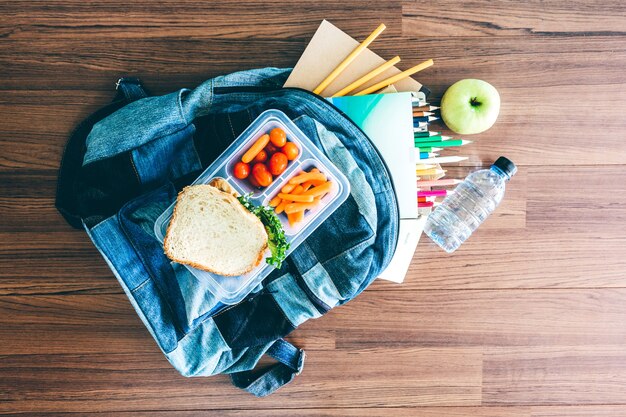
[163,181,288,276]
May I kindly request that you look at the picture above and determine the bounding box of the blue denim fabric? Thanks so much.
[75,69,399,396]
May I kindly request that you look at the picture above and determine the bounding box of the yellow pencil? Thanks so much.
[415,163,436,170]
[415,168,446,176]
[355,59,434,96]
[313,23,386,95]
[332,56,401,97]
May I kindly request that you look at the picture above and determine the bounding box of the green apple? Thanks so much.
[440,79,500,135]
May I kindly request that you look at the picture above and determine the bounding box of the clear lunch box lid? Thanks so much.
[154,109,350,304]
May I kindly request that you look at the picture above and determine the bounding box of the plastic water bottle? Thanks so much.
[424,156,517,253]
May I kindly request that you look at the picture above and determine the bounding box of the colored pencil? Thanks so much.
[414,131,440,138]
[413,116,439,123]
[413,105,439,111]
[313,23,386,95]
[332,55,401,97]
[417,201,434,208]
[418,152,439,159]
[418,189,448,197]
[417,179,462,187]
[414,139,472,148]
[414,135,451,143]
[414,127,428,133]
[414,122,428,128]
[415,168,446,176]
[417,196,428,203]
[415,145,443,153]
[412,111,435,117]
[415,163,436,170]
[355,59,434,96]
[420,156,469,164]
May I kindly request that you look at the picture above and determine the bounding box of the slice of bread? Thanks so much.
[163,184,268,276]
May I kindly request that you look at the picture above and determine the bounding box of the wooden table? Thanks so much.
[2,1,626,415]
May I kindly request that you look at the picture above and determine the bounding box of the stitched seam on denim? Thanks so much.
[89,215,116,233]
[130,277,151,293]
[129,152,142,185]
[264,274,299,329]
[322,235,375,266]
[177,89,189,125]
[287,256,330,315]
[270,294,296,330]
[226,113,236,139]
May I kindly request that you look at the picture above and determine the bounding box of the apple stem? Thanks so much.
[470,97,482,107]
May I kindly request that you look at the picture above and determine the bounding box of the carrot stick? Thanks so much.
[292,210,304,223]
[281,183,296,193]
[289,172,327,185]
[241,134,270,163]
[287,211,304,226]
[285,200,322,214]
[303,181,333,197]
[269,196,282,207]
[278,193,315,203]
[275,200,288,214]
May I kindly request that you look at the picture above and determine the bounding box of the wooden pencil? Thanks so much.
[413,116,439,123]
[413,105,439,111]
[355,59,434,96]
[313,23,386,95]
[332,55,401,97]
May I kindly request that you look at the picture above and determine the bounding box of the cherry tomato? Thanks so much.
[233,162,250,179]
[252,163,273,187]
[282,142,299,161]
[269,152,288,176]
[254,150,268,162]
[265,143,279,155]
[269,128,287,147]
[248,174,261,188]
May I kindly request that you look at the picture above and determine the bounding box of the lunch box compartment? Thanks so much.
[264,158,342,236]
[153,110,350,305]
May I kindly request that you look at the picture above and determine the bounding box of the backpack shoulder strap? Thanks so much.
[230,339,305,397]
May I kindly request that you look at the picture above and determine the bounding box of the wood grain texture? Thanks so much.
[1,0,625,414]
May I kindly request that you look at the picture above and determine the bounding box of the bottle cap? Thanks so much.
[493,156,517,178]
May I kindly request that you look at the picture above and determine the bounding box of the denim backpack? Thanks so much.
[56,68,399,396]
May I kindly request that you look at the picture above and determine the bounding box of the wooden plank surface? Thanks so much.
[1,0,626,414]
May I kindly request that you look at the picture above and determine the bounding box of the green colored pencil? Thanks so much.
[415,146,443,153]
[415,139,472,148]
[414,135,451,144]
[414,131,440,138]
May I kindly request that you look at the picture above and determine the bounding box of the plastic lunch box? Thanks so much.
[154,109,351,305]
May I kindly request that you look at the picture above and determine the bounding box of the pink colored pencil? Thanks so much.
[418,201,434,208]
[417,178,462,188]
[418,190,448,197]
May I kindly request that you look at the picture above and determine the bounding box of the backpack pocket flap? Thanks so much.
[84,90,189,166]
